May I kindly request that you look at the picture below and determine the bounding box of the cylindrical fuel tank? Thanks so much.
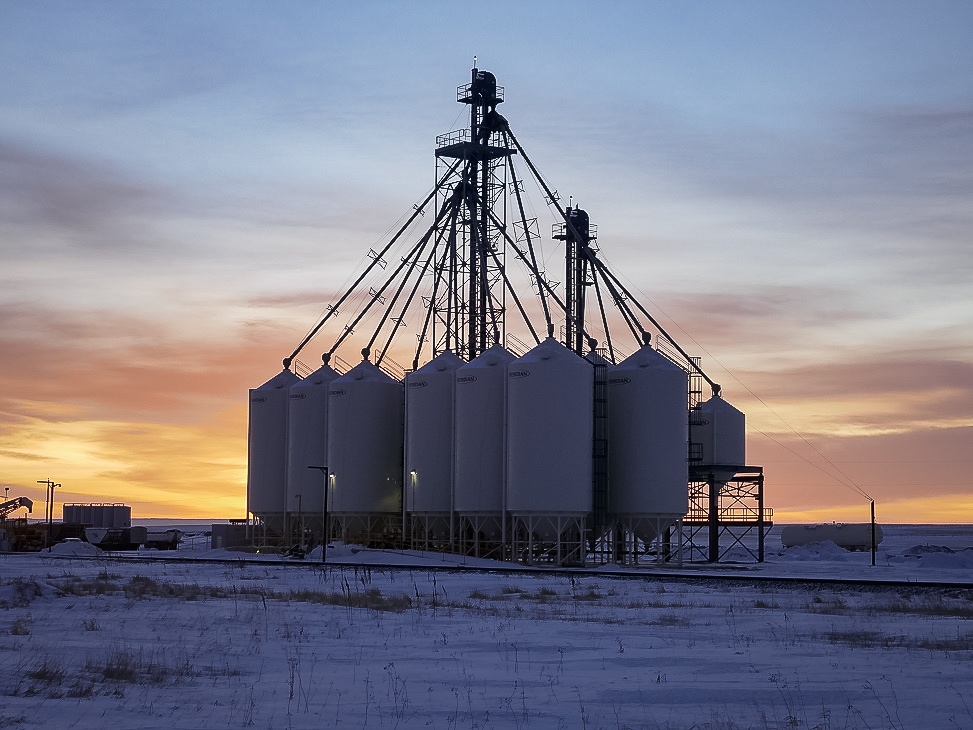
[608,345,688,516]
[248,368,301,524]
[327,360,403,515]
[781,523,883,551]
[453,344,515,513]
[286,361,340,515]
[405,350,465,513]
[505,338,593,514]
[691,395,746,469]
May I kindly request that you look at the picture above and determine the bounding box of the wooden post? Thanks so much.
[870,500,876,567]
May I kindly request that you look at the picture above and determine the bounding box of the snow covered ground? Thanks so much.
[1,525,971,729]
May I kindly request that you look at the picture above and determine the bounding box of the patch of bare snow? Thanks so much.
[48,540,102,557]
[777,539,856,561]
[902,545,973,570]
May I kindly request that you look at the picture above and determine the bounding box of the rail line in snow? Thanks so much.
[28,551,973,592]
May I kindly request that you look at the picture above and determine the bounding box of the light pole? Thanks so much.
[408,470,418,551]
[308,466,328,564]
[295,493,303,553]
[36,479,59,551]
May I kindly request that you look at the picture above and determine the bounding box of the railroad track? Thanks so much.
[29,550,973,592]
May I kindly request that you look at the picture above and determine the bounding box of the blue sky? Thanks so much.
[1,1,971,520]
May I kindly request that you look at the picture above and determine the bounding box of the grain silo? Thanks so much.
[691,395,746,473]
[404,350,465,549]
[285,358,340,548]
[248,368,301,541]
[326,359,404,546]
[608,344,688,557]
[453,344,515,558]
[506,338,593,565]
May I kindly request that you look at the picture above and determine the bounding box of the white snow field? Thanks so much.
[2,525,972,729]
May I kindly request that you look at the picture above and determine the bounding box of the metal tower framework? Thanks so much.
[283,66,724,388]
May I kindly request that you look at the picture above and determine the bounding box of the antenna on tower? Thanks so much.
[473,55,477,69]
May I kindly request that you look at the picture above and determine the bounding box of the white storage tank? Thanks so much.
[327,360,404,515]
[505,338,593,515]
[248,368,301,530]
[781,523,883,551]
[405,351,464,514]
[691,395,746,469]
[286,359,340,518]
[608,344,689,517]
[453,344,516,514]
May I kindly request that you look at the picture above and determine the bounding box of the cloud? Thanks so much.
[0,140,166,238]
[0,303,297,425]
[643,286,879,351]
[746,356,973,402]
[754,425,973,520]
[0,407,249,519]
[532,97,973,271]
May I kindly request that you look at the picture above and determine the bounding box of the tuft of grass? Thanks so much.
[572,588,603,602]
[10,618,31,636]
[67,679,95,698]
[53,575,121,597]
[827,630,907,649]
[27,658,65,684]
[0,579,44,609]
[827,628,973,653]
[86,647,199,686]
[915,634,973,653]
[100,650,139,682]
[286,587,412,613]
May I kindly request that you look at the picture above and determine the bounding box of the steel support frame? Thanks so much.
[609,515,685,566]
[683,468,769,562]
[456,513,506,560]
[328,512,403,550]
[248,512,285,550]
[510,513,588,567]
[406,512,453,552]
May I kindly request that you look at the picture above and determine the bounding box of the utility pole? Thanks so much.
[36,479,59,551]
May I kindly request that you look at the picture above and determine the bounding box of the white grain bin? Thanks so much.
[327,360,404,521]
[285,360,340,528]
[113,505,132,528]
[62,504,89,526]
[505,337,594,515]
[62,503,131,528]
[453,344,516,516]
[691,395,746,470]
[405,350,465,515]
[247,368,301,535]
[608,345,688,516]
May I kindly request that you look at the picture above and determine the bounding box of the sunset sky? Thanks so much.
[1,2,971,523]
